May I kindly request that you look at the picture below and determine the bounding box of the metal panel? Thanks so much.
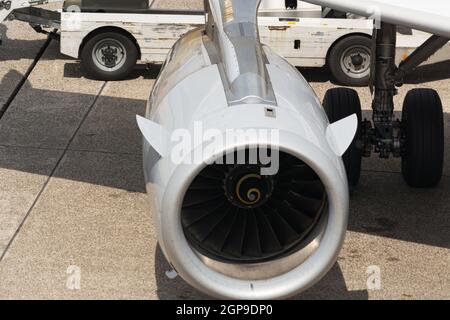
[304,0,450,37]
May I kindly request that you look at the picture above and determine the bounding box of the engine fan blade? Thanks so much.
[263,205,300,246]
[182,198,226,227]
[278,200,314,236]
[279,179,325,200]
[278,164,319,181]
[204,206,239,253]
[188,203,231,242]
[183,189,224,208]
[189,175,223,190]
[242,211,263,257]
[255,208,283,253]
[283,190,324,218]
[223,212,247,257]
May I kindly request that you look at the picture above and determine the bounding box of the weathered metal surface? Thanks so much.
[60,12,375,67]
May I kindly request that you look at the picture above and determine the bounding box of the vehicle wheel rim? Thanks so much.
[92,39,127,72]
[340,45,371,79]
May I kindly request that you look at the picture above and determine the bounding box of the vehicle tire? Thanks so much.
[323,88,363,188]
[401,89,444,188]
[81,31,138,81]
[328,35,372,87]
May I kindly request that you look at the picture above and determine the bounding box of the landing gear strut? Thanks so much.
[360,22,447,187]
[362,23,401,159]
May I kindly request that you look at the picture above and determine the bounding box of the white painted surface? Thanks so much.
[326,114,358,157]
[305,0,450,37]
[142,14,350,297]
[60,12,373,67]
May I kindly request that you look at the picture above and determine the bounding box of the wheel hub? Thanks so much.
[340,45,371,78]
[101,46,119,68]
[92,39,127,72]
[351,54,364,67]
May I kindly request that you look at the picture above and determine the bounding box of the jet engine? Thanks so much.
[137,0,357,299]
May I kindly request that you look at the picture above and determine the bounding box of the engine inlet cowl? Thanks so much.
[181,150,328,263]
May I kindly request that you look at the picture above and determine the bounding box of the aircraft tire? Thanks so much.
[401,89,444,188]
[323,88,363,189]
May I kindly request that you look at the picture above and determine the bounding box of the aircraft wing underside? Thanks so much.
[304,0,450,37]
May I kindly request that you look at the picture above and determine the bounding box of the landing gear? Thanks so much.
[363,23,402,159]
[323,88,363,188]
[328,23,447,189]
[401,89,444,187]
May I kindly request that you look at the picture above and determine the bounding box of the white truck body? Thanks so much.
[59,5,437,70]
[61,12,373,67]
[60,11,376,67]
[1,0,443,83]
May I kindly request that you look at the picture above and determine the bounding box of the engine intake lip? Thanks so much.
[160,132,349,299]
[180,149,328,264]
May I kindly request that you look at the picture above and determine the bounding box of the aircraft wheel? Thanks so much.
[323,88,363,188]
[81,31,138,81]
[401,89,444,188]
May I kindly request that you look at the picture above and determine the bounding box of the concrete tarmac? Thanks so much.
[0,1,448,299]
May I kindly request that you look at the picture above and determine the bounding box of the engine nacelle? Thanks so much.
[137,0,357,299]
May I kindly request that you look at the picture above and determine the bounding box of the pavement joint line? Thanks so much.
[0,143,139,157]
[0,35,53,119]
[67,148,139,157]
[0,81,108,263]
[0,144,65,152]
